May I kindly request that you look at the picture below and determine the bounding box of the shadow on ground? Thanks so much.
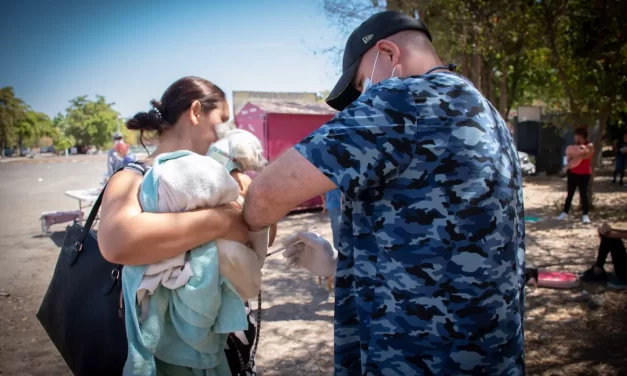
[525,287,627,376]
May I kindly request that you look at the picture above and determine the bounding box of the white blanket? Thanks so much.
[137,153,268,312]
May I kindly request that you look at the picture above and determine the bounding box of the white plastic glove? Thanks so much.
[281,231,337,278]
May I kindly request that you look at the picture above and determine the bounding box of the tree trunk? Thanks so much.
[462,24,470,78]
[487,61,496,105]
[499,60,508,118]
[471,53,482,93]
[587,104,612,208]
[505,36,526,118]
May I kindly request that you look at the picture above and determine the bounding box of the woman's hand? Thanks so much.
[231,171,252,197]
[219,203,250,244]
[598,222,612,236]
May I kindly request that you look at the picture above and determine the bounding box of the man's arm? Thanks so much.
[244,81,416,231]
[244,149,336,230]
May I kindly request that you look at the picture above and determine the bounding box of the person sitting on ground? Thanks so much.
[581,222,627,289]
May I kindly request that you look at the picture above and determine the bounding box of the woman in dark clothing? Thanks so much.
[612,132,627,186]
[557,127,594,224]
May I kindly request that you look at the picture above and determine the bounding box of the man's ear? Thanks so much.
[377,40,401,66]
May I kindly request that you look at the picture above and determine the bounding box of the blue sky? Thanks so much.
[0,0,349,119]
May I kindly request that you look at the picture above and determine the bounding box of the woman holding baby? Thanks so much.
[557,127,595,224]
[98,76,262,375]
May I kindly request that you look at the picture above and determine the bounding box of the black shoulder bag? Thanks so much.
[36,163,145,376]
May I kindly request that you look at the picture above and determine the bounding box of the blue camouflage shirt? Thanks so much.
[294,73,526,375]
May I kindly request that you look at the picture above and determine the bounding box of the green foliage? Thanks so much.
[321,0,626,126]
[0,87,28,149]
[53,134,75,152]
[62,95,121,149]
[16,110,53,148]
[0,89,123,155]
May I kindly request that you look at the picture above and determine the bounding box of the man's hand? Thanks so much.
[282,232,337,278]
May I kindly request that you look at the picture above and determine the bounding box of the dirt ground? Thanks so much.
[0,156,626,376]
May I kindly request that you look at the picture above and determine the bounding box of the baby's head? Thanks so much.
[207,129,267,172]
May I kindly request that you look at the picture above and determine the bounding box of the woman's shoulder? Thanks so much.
[123,161,149,175]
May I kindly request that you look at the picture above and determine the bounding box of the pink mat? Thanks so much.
[537,270,580,289]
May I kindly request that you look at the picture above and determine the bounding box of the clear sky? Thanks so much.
[0,0,348,119]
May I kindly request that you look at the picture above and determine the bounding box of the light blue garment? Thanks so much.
[327,207,342,250]
[324,188,342,209]
[122,150,248,376]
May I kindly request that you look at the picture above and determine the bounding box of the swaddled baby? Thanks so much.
[136,129,271,316]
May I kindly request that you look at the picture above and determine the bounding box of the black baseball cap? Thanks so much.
[325,11,432,111]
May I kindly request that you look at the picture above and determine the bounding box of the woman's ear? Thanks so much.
[189,100,202,126]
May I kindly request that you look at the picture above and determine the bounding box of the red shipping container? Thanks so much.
[235,101,336,211]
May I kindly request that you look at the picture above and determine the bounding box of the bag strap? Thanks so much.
[80,162,146,244]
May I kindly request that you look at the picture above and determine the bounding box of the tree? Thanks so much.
[319,0,626,204]
[49,113,74,153]
[537,0,627,203]
[63,95,121,149]
[321,0,543,119]
[0,87,28,155]
[16,110,53,148]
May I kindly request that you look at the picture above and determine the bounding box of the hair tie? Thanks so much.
[153,106,163,121]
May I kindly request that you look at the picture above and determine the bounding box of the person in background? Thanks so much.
[321,188,342,249]
[612,131,627,186]
[243,11,525,375]
[580,222,627,289]
[557,127,594,224]
[105,131,124,182]
[114,142,136,167]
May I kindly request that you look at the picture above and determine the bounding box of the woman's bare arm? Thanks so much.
[98,170,248,265]
[608,229,627,240]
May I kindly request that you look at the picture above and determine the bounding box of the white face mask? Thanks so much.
[361,51,397,94]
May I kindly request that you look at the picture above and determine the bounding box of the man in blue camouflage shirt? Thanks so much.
[243,10,525,376]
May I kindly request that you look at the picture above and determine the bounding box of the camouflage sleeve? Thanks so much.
[294,83,417,197]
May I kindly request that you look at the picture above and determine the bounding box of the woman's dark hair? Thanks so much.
[574,127,588,140]
[126,76,226,144]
